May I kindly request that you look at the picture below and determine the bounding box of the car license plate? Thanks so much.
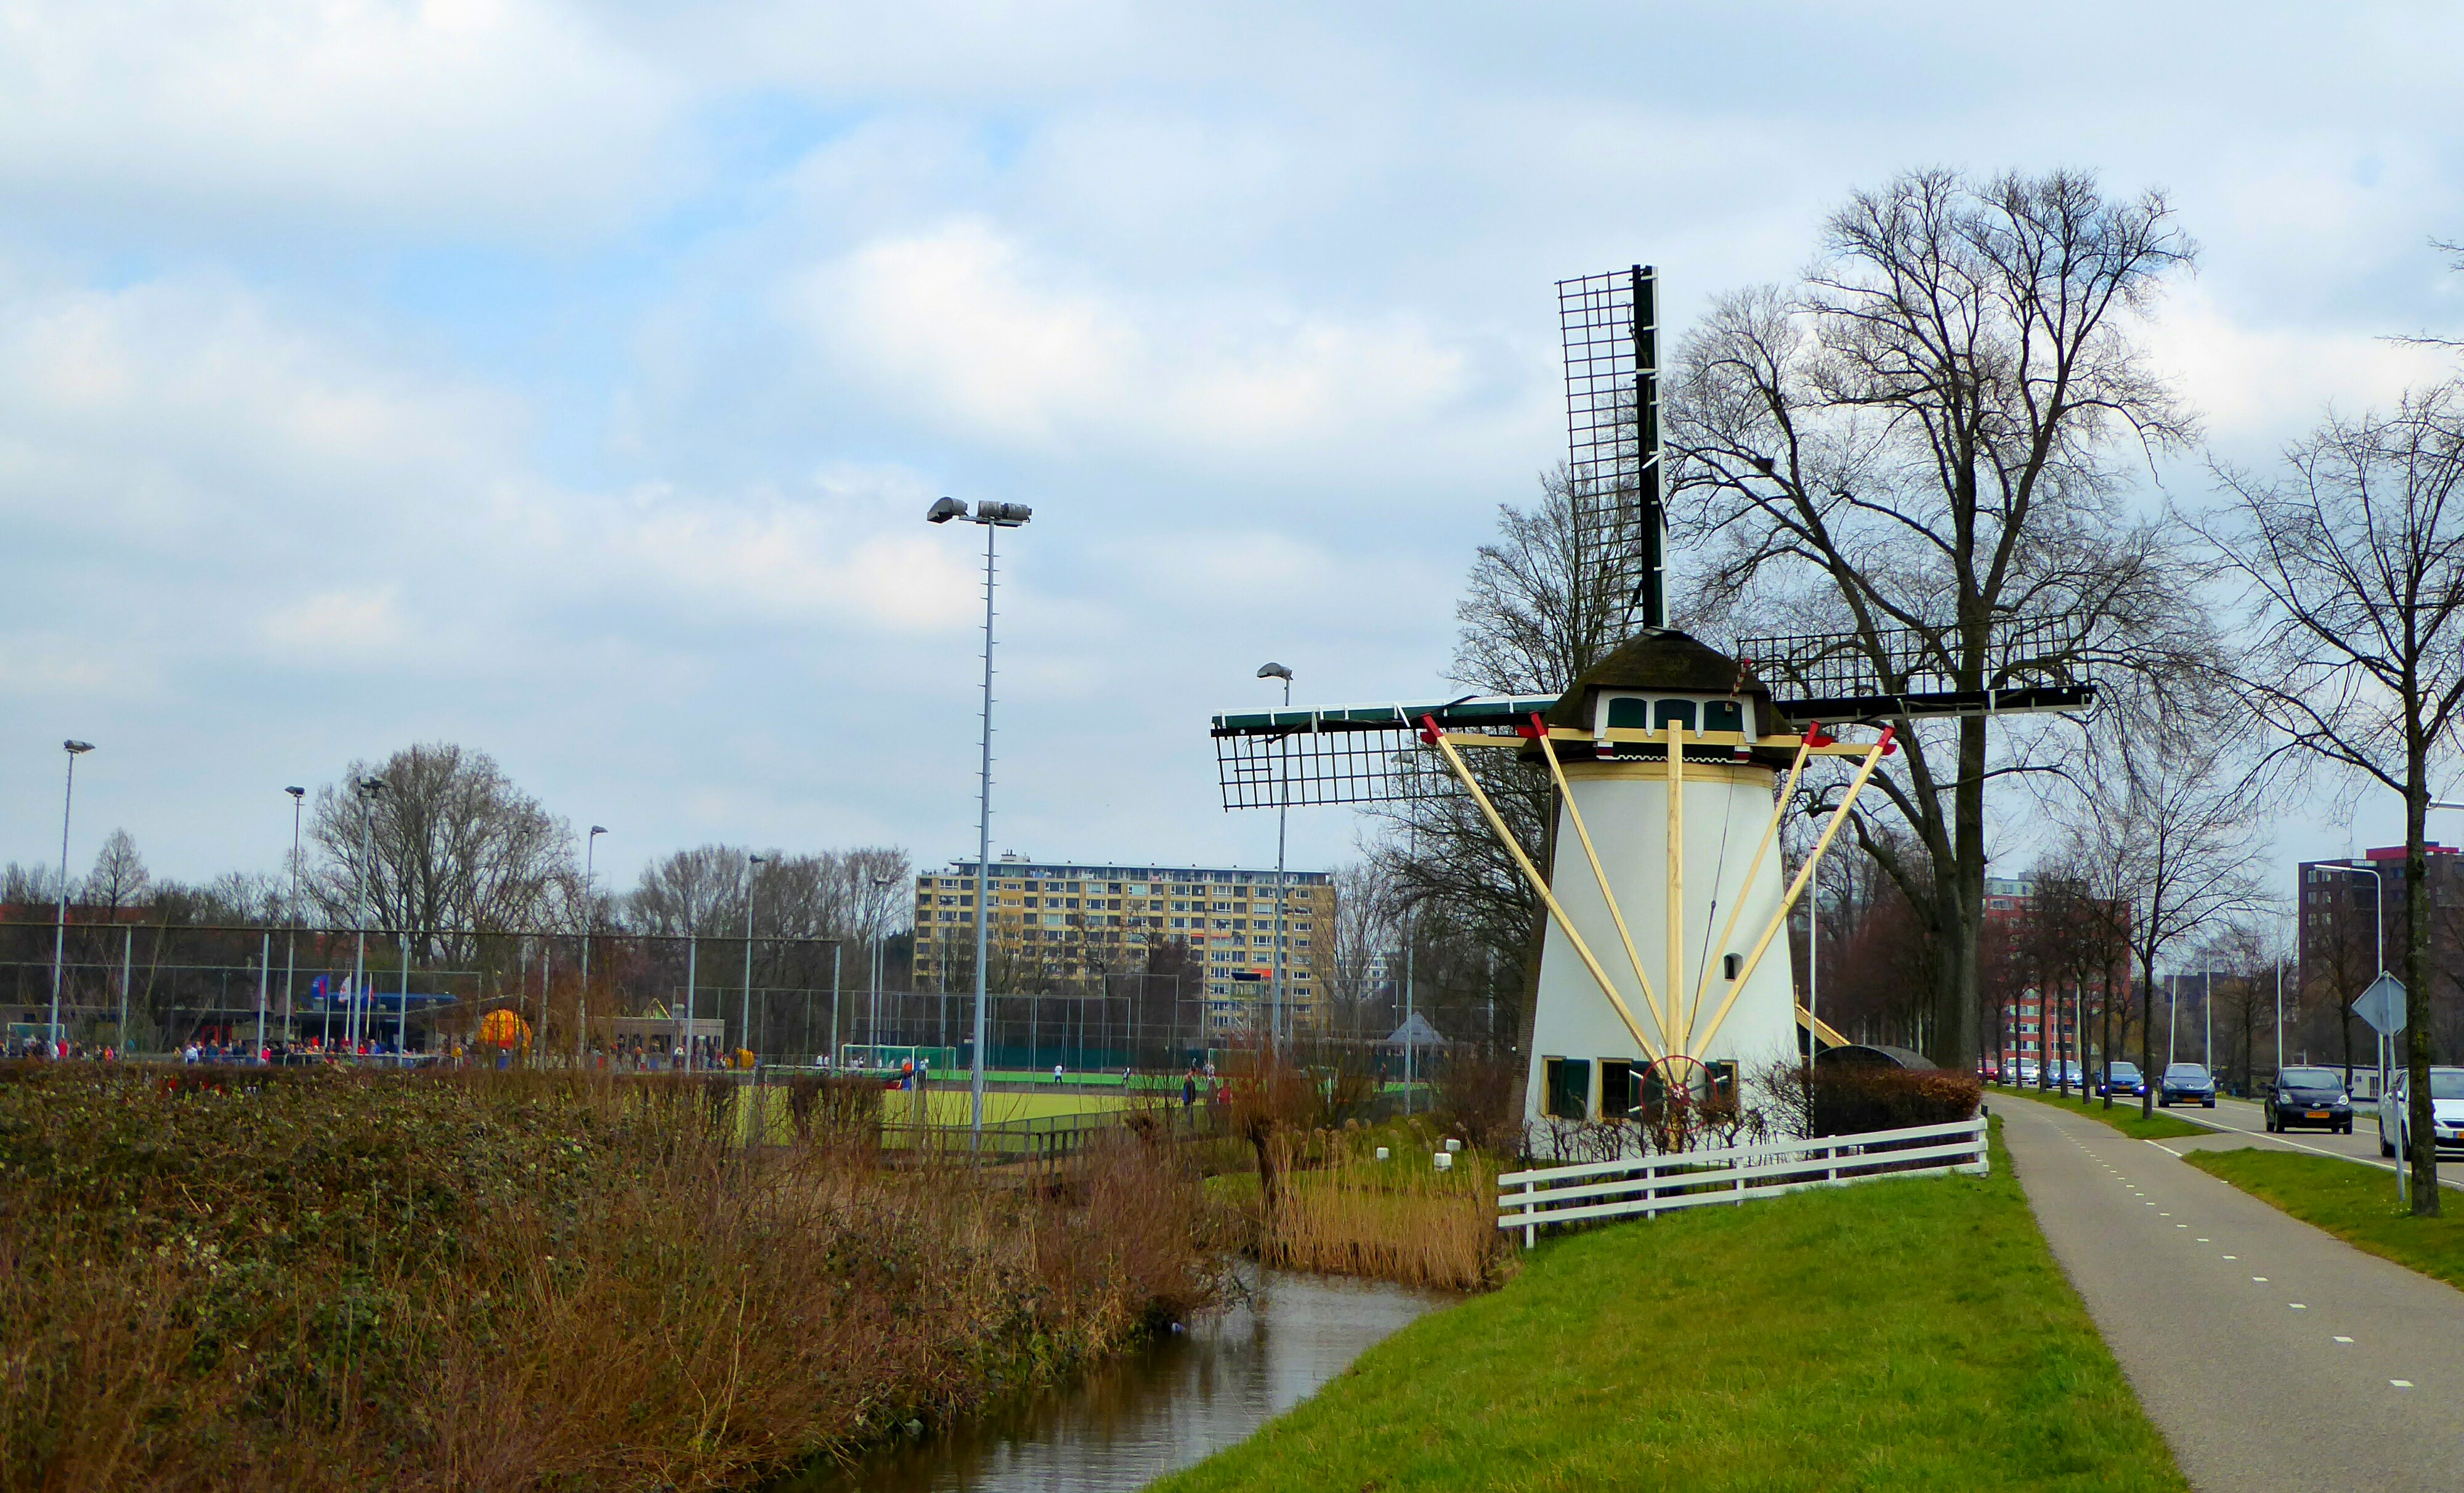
[2306,1110,2330,1120]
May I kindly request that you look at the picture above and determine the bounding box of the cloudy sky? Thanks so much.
[4,0,2461,898]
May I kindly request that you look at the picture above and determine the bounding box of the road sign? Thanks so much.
[2353,973,2407,1036]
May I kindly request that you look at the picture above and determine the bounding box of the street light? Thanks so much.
[869,871,897,1058]
[926,495,1033,1139]
[284,787,306,1054]
[352,776,387,1051]
[742,853,766,1066]
[1257,663,1293,1048]
[2316,860,2385,1095]
[582,825,606,1065]
[49,739,94,1055]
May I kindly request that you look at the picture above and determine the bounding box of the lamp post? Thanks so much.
[1257,662,1293,1047]
[2317,860,2385,1094]
[352,777,387,1052]
[869,872,897,1057]
[49,739,94,1054]
[742,854,766,1066]
[927,494,1033,1139]
[580,825,606,1065]
[284,787,306,1055]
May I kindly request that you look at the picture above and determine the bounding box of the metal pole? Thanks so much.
[49,743,89,1054]
[684,935,697,1072]
[742,855,763,1067]
[256,935,269,1060]
[401,933,413,1058]
[829,942,841,1067]
[285,788,304,1051]
[582,826,603,1065]
[970,521,997,1138]
[2166,973,2176,1070]
[1274,672,1290,1046]
[120,924,132,1056]
[354,784,376,1051]
[2276,954,2284,1075]
[1403,899,1416,1117]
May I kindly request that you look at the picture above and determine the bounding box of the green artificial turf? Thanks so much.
[2001,1088,2210,1141]
[2186,1147,2464,1292]
[1153,1121,2184,1493]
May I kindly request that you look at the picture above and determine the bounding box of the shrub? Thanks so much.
[1812,1065,1982,1136]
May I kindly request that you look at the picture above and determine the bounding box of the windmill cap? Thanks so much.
[1542,630,1771,730]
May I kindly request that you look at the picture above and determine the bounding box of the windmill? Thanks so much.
[1209,266,2094,1150]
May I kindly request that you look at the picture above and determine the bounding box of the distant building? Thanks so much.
[910,854,1335,1032]
[2297,845,2463,996]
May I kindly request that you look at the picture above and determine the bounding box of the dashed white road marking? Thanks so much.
[2335,1336,2354,1344]
[2393,1380,2415,1389]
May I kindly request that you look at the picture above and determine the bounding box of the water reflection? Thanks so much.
[781,1271,1451,1493]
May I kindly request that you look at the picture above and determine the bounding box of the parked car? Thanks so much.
[2377,1067,2464,1157]
[2266,1066,2353,1133]
[2158,1062,2217,1107]
[1980,1059,2003,1084]
[2048,1060,2086,1090]
[2097,1060,2146,1098]
[2014,1059,2041,1087]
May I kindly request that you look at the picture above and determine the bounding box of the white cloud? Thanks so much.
[790,219,1480,455]
[2147,282,2457,452]
[0,0,681,237]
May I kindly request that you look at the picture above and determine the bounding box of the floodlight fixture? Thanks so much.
[285,785,306,799]
[926,496,967,524]
[1257,662,1292,682]
[63,739,93,755]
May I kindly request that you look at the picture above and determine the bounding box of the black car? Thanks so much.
[2097,1060,2146,1098]
[2266,1066,2353,1133]
[2158,1063,2217,1107]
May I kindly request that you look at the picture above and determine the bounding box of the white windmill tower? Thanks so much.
[1209,266,2092,1148]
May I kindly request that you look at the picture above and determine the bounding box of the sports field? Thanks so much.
[738,1082,1132,1143]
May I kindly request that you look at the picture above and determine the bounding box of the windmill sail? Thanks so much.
[1560,266,1663,637]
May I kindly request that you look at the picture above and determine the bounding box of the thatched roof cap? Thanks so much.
[1543,630,1771,728]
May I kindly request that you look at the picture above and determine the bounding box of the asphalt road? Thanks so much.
[1996,1084,2462,1190]
[2000,1096,2464,1491]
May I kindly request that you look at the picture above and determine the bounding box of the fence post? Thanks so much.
[1523,1178,1536,1250]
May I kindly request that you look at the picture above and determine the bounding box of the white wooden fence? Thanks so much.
[1496,1117,1988,1247]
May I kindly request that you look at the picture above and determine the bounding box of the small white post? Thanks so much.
[1523,1178,1536,1250]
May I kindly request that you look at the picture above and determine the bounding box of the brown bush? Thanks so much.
[1812,1065,1982,1136]
[1431,1047,1522,1156]
[0,1062,1218,1492]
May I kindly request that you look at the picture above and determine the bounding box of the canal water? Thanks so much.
[778,1271,1453,1492]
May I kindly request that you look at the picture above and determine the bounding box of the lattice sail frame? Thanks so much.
[1560,266,1663,635]
[1737,614,2097,723]
[1211,696,1554,808]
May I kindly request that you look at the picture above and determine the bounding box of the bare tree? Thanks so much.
[1324,860,1399,1039]
[2200,380,2464,1212]
[1377,467,1631,1054]
[2069,691,2269,1119]
[1666,168,2203,1069]
[84,829,150,914]
[310,744,573,958]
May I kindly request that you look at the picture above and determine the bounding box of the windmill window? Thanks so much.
[1600,1060,1635,1120]
[1544,1057,1590,1120]
[1723,953,1742,981]
[1652,699,1696,731]
[1702,699,1745,733]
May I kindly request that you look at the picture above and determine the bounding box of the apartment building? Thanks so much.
[910,854,1336,1031]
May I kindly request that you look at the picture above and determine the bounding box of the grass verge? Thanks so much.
[1153,1120,2184,1493]
[2184,1147,2464,1291]
[1997,1088,2210,1141]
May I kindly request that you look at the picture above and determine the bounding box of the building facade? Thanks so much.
[2298,844,2463,998]
[910,855,1336,1033]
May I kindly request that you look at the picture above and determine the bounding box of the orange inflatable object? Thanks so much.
[477,1008,533,1049]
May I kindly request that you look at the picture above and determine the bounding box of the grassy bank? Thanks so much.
[1998,1088,2209,1141]
[1154,1122,2184,1493]
[2185,1148,2464,1290]
[0,1064,1221,1492]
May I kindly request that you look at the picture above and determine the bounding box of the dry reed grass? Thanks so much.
[1251,1122,1509,1293]
[0,1063,1222,1493]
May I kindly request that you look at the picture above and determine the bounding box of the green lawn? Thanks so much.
[2000,1088,2210,1141]
[1153,1121,2184,1493]
[2186,1148,2464,1292]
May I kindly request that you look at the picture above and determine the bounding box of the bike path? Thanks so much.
[1998,1094,2464,1492]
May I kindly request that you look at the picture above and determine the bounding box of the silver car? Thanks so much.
[2376,1067,2464,1157]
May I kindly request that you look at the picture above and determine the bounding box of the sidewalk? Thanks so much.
[1998,1095,2464,1492]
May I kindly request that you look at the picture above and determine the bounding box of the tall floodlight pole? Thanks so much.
[353,778,387,1051]
[869,872,896,1054]
[1257,664,1294,1048]
[284,787,306,1051]
[742,854,766,1065]
[927,494,1034,1139]
[581,825,606,1064]
[49,740,95,1054]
